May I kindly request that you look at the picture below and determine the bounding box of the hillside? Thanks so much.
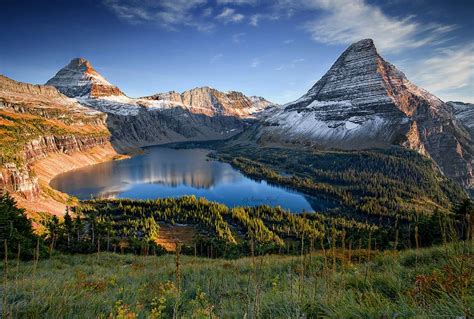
[0,75,117,214]
[211,144,467,220]
[2,243,472,318]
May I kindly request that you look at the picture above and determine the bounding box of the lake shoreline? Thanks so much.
[50,145,320,213]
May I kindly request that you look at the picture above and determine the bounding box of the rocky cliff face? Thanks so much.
[146,87,273,118]
[0,163,39,200]
[0,74,111,200]
[448,101,474,137]
[46,58,124,98]
[0,135,110,199]
[0,75,105,126]
[46,58,274,151]
[258,39,473,188]
[106,108,247,151]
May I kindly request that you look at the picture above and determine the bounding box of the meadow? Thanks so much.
[1,241,472,318]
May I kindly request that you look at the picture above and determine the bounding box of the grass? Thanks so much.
[1,242,472,318]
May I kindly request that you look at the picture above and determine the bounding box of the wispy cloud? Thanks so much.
[232,32,246,43]
[103,0,213,31]
[202,7,213,17]
[249,13,279,26]
[210,53,224,64]
[286,0,456,52]
[402,44,474,101]
[216,0,258,4]
[250,58,261,68]
[283,39,294,45]
[216,8,245,24]
[104,0,456,52]
[275,58,305,71]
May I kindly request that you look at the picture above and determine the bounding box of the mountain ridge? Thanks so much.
[256,39,473,188]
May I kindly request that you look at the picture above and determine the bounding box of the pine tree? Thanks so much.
[64,208,73,248]
[0,193,44,259]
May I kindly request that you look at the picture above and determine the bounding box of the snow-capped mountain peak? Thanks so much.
[258,38,473,188]
[46,58,124,98]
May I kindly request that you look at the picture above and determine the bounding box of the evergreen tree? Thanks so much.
[0,192,44,259]
[64,208,73,247]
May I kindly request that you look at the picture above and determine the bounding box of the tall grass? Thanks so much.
[0,242,471,318]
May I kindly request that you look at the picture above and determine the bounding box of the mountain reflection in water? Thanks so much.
[50,147,332,212]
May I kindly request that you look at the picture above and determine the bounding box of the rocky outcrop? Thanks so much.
[1,75,61,97]
[45,58,274,152]
[106,107,248,151]
[0,74,105,125]
[145,87,273,118]
[46,58,124,98]
[0,134,110,200]
[448,101,474,137]
[258,39,473,188]
[0,163,39,200]
[23,135,110,164]
[0,74,112,204]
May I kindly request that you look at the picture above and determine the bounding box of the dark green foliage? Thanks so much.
[74,196,382,258]
[214,146,467,221]
[41,205,165,256]
[0,192,45,260]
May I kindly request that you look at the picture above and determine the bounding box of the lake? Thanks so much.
[50,146,330,212]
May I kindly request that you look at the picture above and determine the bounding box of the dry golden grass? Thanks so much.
[155,224,198,252]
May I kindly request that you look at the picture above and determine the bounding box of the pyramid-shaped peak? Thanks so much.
[338,38,379,62]
[62,57,104,79]
[46,58,123,98]
[67,57,93,68]
[349,38,376,49]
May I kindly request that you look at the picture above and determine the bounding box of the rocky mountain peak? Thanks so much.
[259,39,473,188]
[66,58,98,75]
[144,87,274,118]
[46,58,124,98]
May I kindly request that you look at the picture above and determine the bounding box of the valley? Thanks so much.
[0,35,473,318]
[1,39,473,220]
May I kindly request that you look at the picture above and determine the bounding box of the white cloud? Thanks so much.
[277,0,456,52]
[402,44,474,101]
[216,0,258,4]
[251,58,261,68]
[216,8,245,23]
[275,58,305,71]
[249,15,260,26]
[202,7,213,17]
[103,0,213,31]
[283,39,294,44]
[249,13,279,26]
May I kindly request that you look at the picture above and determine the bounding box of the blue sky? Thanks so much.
[0,0,472,103]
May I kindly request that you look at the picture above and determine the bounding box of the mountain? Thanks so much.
[145,87,273,118]
[256,39,473,188]
[448,101,474,136]
[45,58,274,151]
[0,74,114,213]
[46,58,124,98]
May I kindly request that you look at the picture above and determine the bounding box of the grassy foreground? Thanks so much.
[1,243,472,318]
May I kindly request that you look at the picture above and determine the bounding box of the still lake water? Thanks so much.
[50,147,328,213]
